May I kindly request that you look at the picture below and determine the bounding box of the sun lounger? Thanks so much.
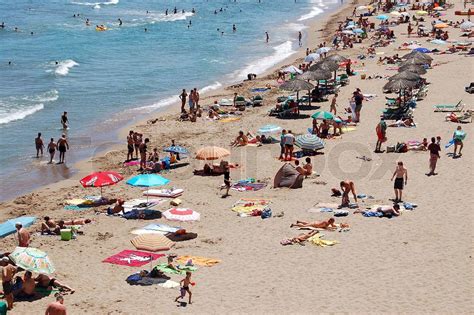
[434,100,464,112]
[123,199,163,212]
[218,98,233,106]
[143,189,184,198]
[252,95,264,106]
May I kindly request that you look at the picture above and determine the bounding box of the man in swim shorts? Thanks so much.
[375,118,387,153]
[391,161,408,202]
[57,134,69,164]
[1,258,18,310]
[138,138,150,171]
[35,132,44,158]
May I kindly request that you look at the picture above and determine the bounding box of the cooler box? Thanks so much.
[60,229,72,241]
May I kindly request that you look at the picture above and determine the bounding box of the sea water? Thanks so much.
[0,0,341,200]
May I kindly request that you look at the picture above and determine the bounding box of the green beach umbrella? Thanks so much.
[9,247,55,274]
[311,111,334,120]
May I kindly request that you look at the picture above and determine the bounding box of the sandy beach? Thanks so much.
[1,0,473,314]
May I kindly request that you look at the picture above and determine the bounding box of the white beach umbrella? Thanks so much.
[163,208,200,222]
[304,53,321,63]
[282,65,303,74]
[316,47,331,54]
[356,5,368,11]
[460,21,474,30]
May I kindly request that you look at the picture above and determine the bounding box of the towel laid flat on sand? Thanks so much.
[103,250,164,267]
[176,256,221,267]
[154,263,197,275]
[231,199,271,213]
[308,234,339,247]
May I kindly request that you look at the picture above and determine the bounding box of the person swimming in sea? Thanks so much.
[233,24,236,32]
[165,9,168,15]
[85,18,90,26]
[1,22,5,29]
[61,111,69,129]
[192,8,195,13]
[118,18,122,26]
[174,7,177,14]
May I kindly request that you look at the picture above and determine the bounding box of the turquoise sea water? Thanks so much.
[0,0,341,200]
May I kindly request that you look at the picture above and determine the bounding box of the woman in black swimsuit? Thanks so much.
[47,138,57,164]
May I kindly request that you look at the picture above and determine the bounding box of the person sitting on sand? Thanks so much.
[319,120,331,138]
[166,254,178,271]
[230,131,248,147]
[303,157,313,176]
[340,180,357,206]
[35,274,75,294]
[294,160,306,176]
[148,148,159,163]
[14,271,36,299]
[41,217,64,235]
[290,218,337,230]
[107,199,125,215]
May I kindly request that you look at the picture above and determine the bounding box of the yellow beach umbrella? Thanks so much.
[416,10,428,16]
[195,146,230,161]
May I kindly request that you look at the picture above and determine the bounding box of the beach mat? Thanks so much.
[154,263,197,275]
[103,250,164,267]
[0,216,36,238]
[176,256,221,267]
[131,223,182,235]
[231,198,271,214]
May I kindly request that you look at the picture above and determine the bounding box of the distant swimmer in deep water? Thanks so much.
[165,9,168,16]
[118,18,122,26]
[14,27,19,32]
[233,24,236,32]
[192,8,195,13]
[86,18,90,26]
[174,7,177,14]
[55,61,59,65]
[189,20,192,26]
[144,28,148,32]
[1,22,5,28]
[61,111,69,129]
[214,10,217,14]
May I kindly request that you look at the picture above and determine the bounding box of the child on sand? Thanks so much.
[175,271,193,304]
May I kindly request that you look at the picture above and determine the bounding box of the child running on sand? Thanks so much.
[175,271,193,304]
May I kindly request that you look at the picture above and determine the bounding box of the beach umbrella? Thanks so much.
[304,53,321,63]
[326,54,348,63]
[316,47,331,54]
[435,23,449,29]
[163,145,189,155]
[414,47,431,53]
[390,11,402,17]
[401,12,410,17]
[297,69,332,81]
[384,79,418,92]
[309,59,339,72]
[398,64,427,75]
[257,124,282,134]
[127,174,170,187]
[131,234,175,252]
[460,21,474,30]
[311,111,334,120]
[389,71,421,81]
[80,171,123,197]
[282,65,303,74]
[295,134,325,151]
[279,79,314,101]
[416,10,428,16]
[402,50,433,61]
[9,247,55,274]
[376,14,389,20]
[399,58,427,68]
[430,39,446,45]
[195,146,230,161]
[163,208,200,222]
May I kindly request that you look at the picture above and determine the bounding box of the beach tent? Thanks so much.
[273,163,304,189]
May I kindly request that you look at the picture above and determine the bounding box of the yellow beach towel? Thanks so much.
[176,256,221,267]
[308,234,339,247]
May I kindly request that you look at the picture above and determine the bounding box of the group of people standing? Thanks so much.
[34,112,70,164]
[179,88,200,114]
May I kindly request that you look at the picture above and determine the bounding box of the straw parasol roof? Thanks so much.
[398,64,427,74]
[384,78,418,92]
[389,71,422,81]
[325,54,349,63]
[309,59,340,72]
[195,146,230,160]
[402,50,433,61]
[279,79,314,92]
[297,69,332,81]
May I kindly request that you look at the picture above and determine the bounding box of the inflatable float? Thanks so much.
[95,25,108,31]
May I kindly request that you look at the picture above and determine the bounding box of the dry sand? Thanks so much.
[1,0,473,314]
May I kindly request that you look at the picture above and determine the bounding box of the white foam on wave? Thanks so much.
[200,82,222,94]
[94,4,101,9]
[25,90,59,103]
[130,95,178,114]
[234,41,297,80]
[298,6,324,21]
[0,103,44,125]
[55,60,79,76]
[151,12,194,23]
[72,0,118,6]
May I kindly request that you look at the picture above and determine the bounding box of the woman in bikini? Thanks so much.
[47,138,57,164]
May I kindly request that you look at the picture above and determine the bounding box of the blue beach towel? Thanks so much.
[0,216,36,238]
[362,211,383,217]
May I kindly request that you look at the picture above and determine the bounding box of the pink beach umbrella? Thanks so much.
[163,208,200,222]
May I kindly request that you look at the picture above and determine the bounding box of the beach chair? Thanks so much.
[339,74,350,86]
[252,95,264,107]
[433,100,464,112]
[234,96,246,107]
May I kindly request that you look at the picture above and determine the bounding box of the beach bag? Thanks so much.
[386,145,395,153]
[261,207,272,219]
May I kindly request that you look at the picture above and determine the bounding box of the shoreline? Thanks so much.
[1,0,358,204]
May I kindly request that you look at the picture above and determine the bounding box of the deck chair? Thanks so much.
[234,96,246,107]
[252,95,263,107]
[434,100,464,112]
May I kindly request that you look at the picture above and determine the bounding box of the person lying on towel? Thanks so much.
[290,218,337,230]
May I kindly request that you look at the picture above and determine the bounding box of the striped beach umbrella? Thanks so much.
[195,146,230,161]
[163,208,200,222]
[311,111,334,120]
[258,124,281,134]
[9,247,55,274]
[295,134,325,151]
[131,234,175,252]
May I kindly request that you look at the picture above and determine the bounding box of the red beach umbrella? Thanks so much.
[80,171,124,197]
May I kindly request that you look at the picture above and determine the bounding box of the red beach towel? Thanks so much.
[103,250,164,267]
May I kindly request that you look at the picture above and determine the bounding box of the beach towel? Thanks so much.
[131,223,181,235]
[308,234,339,247]
[64,205,88,211]
[154,263,197,275]
[306,203,339,213]
[231,199,271,214]
[103,250,164,267]
[123,199,164,212]
[176,256,221,267]
[126,273,179,288]
[143,189,184,198]
[250,88,270,93]
[122,209,162,220]
[231,182,267,192]
[0,216,36,238]
[362,211,383,217]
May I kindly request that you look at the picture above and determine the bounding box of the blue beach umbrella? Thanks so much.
[127,174,170,187]
[295,134,325,151]
[163,146,189,155]
[376,15,389,20]
[258,124,282,134]
[414,47,431,53]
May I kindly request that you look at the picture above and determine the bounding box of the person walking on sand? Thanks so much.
[375,118,387,153]
[330,93,338,115]
[279,129,287,160]
[60,111,69,129]
[283,130,295,161]
[45,294,67,315]
[188,89,195,113]
[453,125,466,158]
[15,222,30,247]
[427,137,441,176]
[298,31,302,46]
[35,132,44,158]
[179,89,187,113]
[47,138,57,164]
[138,138,150,171]
[220,161,231,198]
[175,271,193,304]
[57,134,69,164]
[133,132,143,159]
[127,130,134,161]
[391,161,407,202]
